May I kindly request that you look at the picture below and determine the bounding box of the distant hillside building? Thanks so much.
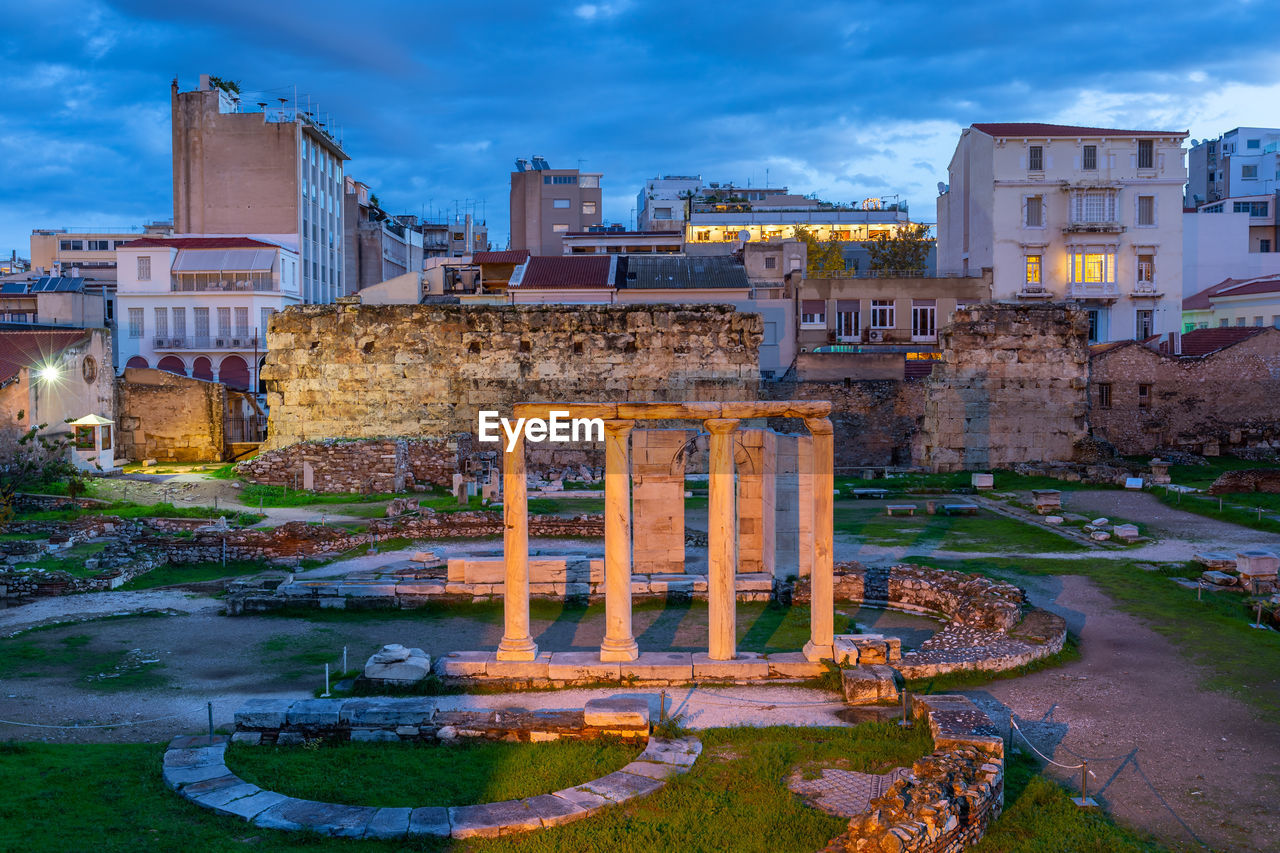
[937,122,1188,342]
[509,157,603,255]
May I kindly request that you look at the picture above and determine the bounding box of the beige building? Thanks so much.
[937,122,1187,343]
[29,222,173,280]
[171,75,349,304]
[509,157,603,255]
[561,228,683,255]
[0,276,106,329]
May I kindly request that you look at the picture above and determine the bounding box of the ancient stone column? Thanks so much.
[497,431,537,661]
[600,419,639,662]
[803,417,835,662]
[705,418,740,661]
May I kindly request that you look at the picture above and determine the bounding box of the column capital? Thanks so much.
[803,416,834,437]
[602,418,636,436]
[703,417,741,435]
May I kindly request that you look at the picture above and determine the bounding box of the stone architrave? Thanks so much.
[705,418,740,661]
[497,432,537,661]
[802,417,835,662]
[631,430,693,575]
[600,420,639,662]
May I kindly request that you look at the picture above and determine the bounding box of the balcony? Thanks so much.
[1063,220,1125,234]
[1067,282,1120,301]
[152,335,266,350]
[1016,284,1054,299]
[171,276,278,293]
[1131,282,1164,298]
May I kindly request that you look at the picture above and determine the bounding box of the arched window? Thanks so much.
[193,356,215,382]
[219,355,250,390]
[157,356,187,376]
[125,356,149,370]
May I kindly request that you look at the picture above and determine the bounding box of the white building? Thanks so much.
[115,237,301,390]
[1184,196,1280,297]
[1186,127,1280,206]
[937,122,1188,342]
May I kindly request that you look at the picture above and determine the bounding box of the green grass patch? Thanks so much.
[1154,487,1280,535]
[204,464,241,480]
[238,483,401,507]
[1163,455,1276,490]
[120,559,269,590]
[253,630,345,679]
[14,500,261,526]
[15,542,107,578]
[911,555,1280,716]
[835,504,1086,553]
[226,738,642,807]
[0,615,170,690]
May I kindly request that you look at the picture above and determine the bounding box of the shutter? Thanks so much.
[802,300,824,314]
[836,300,859,312]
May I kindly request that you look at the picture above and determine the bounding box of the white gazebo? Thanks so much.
[68,414,118,474]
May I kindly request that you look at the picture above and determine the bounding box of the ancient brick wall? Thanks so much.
[260,303,762,451]
[764,379,926,468]
[918,304,1090,472]
[115,368,226,462]
[236,437,464,491]
[1089,329,1280,456]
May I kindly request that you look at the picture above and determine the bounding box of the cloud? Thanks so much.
[572,1,630,21]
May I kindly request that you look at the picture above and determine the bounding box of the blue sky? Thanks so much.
[3,0,1279,256]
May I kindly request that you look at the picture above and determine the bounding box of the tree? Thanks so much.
[0,411,80,523]
[864,223,933,274]
[792,225,847,273]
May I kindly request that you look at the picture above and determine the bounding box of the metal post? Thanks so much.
[898,689,911,727]
[659,689,667,723]
[343,646,348,673]
[1255,601,1265,629]
[1197,580,1202,601]
[322,663,331,697]
[221,537,226,568]
[1073,760,1097,807]
[207,702,214,744]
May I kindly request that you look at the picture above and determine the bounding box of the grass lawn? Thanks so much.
[15,542,107,577]
[14,500,261,526]
[835,503,1086,553]
[1154,487,1280,535]
[120,559,270,590]
[239,483,400,507]
[226,738,642,807]
[0,614,170,691]
[0,725,1161,853]
[836,470,1115,495]
[910,555,1280,717]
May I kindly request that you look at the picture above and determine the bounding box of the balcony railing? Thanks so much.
[171,277,278,293]
[152,335,266,350]
[1063,220,1125,233]
[1017,284,1053,298]
[1067,282,1120,299]
[806,269,963,279]
[1132,282,1164,298]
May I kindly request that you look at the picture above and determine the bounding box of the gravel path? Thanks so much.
[0,590,220,636]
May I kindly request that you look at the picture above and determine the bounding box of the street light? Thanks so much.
[37,364,60,384]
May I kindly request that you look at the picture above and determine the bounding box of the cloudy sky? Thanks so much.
[3,0,1278,256]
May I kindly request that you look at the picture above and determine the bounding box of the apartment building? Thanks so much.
[115,237,301,390]
[29,222,173,280]
[937,122,1187,342]
[509,157,603,255]
[1183,275,1280,331]
[342,178,426,293]
[636,176,790,232]
[171,75,348,305]
[1184,195,1280,296]
[561,226,683,254]
[1187,127,1280,206]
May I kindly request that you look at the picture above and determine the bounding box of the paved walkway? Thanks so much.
[787,767,913,817]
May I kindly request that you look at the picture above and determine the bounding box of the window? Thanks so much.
[800,300,826,327]
[1255,316,1265,327]
[543,176,550,184]
[764,256,777,270]
[1220,318,1230,328]
[74,426,95,450]
[695,230,711,241]
[172,307,186,340]
[1138,139,1154,169]
[1273,316,1280,329]
[1233,201,1268,217]
[1237,317,1246,326]
[871,299,895,328]
[1184,322,1197,334]
[836,305,859,339]
[579,176,599,188]
[235,307,249,337]
[59,239,83,251]
[1247,138,1261,149]
[1137,253,1154,286]
[218,307,231,337]
[1263,239,1273,253]
[1087,309,1100,342]
[113,240,130,249]
[1025,254,1042,286]
[552,175,577,185]
[1136,195,1155,226]
[1082,145,1098,170]
[552,199,571,209]
[194,307,209,338]
[1029,145,1043,171]
[1138,383,1151,408]
[128,307,144,338]
[582,201,597,215]
[1136,309,1153,339]
[261,308,275,338]
[1242,165,1259,179]
[654,207,672,220]
[1074,190,1117,223]
[136,255,151,281]
[87,240,110,251]
[551,223,569,232]
[154,308,168,338]
[1070,251,1115,285]
[1097,383,1112,409]
[1025,195,1044,227]
[101,424,111,451]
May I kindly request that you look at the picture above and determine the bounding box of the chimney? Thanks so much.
[199,74,212,91]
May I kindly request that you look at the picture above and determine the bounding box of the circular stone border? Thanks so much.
[163,732,701,840]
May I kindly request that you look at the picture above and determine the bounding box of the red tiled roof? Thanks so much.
[970,123,1184,139]
[0,330,89,384]
[514,256,614,290]
[1184,275,1280,310]
[1177,326,1266,357]
[120,237,279,250]
[1089,340,1133,356]
[473,250,530,264]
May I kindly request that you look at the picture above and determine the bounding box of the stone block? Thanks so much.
[436,651,491,677]
[163,763,231,789]
[766,651,826,678]
[363,645,431,685]
[692,652,769,680]
[832,635,860,666]
[1193,552,1236,570]
[286,699,342,727]
[350,729,400,743]
[485,652,552,679]
[1113,523,1140,540]
[185,779,260,808]
[580,770,665,803]
[550,786,611,816]
[253,798,378,837]
[1202,570,1238,586]
[638,736,702,767]
[230,732,261,746]
[276,732,306,746]
[522,793,589,827]
[583,697,649,728]
[364,807,412,840]
[842,664,902,705]
[547,652,622,682]
[235,697,293,729]
[621,651,693,682]
[620,760,683,779]
[1237,550,1280,577]
[407,806,451,837]
[214,789,289,820]
[340,698,436,727]
[970,473,994,489]
[449,800,540,838]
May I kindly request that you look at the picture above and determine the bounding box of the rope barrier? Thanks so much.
[1009,717,1089,771]
[0,710,189,729]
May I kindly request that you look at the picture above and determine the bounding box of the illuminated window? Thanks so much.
[1082,145,1097,170]
[1070,250,1116,284]
[1025,255,1042,284]
[1029,145,1043,170]
[582,201,597,215]
[1138,139,1154,169]
[1137,254,1154,284]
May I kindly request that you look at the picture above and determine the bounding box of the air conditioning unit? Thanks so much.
[868,330,884,343]
[230,338,242,347]
[215,338,226,347]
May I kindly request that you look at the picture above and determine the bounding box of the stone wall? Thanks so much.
[236,437,466,492]
[116,368,226,462]
[260,303,762,451]
[918,303,1090,472]
[1089,329,1280,457]
[764,379,925,468]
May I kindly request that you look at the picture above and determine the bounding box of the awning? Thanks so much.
[172,249,276,273]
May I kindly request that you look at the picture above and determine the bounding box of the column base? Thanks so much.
[598,639,639,662]
[802,641,835,663]
[495,638,539,661]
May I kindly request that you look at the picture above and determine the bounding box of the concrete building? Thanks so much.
[0,277,107,329]
[342,178,426,294]
[29,222,173,280]
[1184,197,1280,297]
[115,236,301,390]
[509,157,603,255]
[636,176,790,232]
[171,75,348,305]
[937,122,1188,343]
[562,226,683,255]
[1182,274,1280,331]
[685,195,913,259]
[1186,127,1280,206]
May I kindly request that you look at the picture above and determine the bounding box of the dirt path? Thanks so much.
[964,573,1280,853]
[1063,489,1280,547]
